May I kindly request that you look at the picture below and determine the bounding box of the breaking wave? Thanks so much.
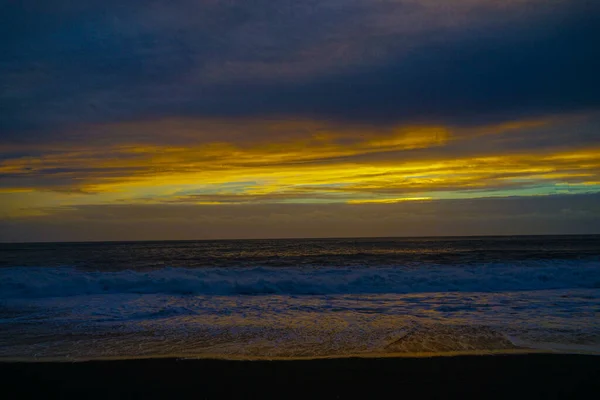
[2,261,600,299]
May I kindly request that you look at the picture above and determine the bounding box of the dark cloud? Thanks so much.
[228,2,600,125]
[1,0,599,141]
[0,166,147,192]
[1,194,598,242]
[1,1,599,242]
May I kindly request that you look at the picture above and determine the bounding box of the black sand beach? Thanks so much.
[2,354,599,399]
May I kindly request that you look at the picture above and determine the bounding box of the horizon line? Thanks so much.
[2,232,598,245]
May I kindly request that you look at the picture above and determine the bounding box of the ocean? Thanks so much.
[1,235,599,361]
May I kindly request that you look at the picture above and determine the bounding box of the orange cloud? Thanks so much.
[1,116,599,218]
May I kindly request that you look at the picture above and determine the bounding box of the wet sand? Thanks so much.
[2,354,599,399]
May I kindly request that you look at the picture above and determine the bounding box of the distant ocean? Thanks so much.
[1,235,599,361]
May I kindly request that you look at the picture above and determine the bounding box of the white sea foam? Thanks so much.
[1,289,599,360]
[1,261,600,299]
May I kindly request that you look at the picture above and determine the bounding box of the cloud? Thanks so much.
[1,1,599,241]
[1,193,598,242]
[1,0,599,139]
[1,116,599,209]
[237,1,600,125]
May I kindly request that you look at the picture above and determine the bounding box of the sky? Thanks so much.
[1,0,599,241]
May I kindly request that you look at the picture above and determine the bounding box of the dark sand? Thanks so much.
[2,354,599,399]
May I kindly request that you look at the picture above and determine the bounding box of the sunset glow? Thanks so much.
[1,0,599,240]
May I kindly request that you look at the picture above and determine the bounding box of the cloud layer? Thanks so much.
[2,0,599,136]
[1,0,599,239]
[2,194,599,242]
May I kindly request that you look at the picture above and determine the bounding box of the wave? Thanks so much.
[2,261,600,298]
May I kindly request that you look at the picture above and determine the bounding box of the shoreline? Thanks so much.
[0,348,587,363]
[3,353,599,399]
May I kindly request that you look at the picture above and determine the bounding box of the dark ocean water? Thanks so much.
[1,235,599,360]
[2,235,599,270]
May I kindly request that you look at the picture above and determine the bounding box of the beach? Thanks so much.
[2,237,600,398]
[2,354,599,399]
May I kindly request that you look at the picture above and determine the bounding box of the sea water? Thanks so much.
[1,235,599,360]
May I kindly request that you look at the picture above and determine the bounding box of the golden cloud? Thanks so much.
[1,116,599,217]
